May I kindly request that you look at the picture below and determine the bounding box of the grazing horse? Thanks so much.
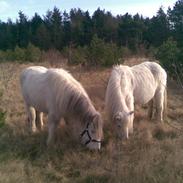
[105,62,167,139]
[20,66,103,150]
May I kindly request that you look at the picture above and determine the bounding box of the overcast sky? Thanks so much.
[0,0,177,22]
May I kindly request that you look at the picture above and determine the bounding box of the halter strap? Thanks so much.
[80,122,101,145]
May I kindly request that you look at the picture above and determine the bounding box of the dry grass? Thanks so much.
[0,58,183,183]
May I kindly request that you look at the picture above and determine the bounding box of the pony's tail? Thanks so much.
[163,87,167,120]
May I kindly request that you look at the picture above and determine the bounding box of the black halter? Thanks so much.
[80,122,101,145]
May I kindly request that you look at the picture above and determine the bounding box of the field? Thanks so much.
[0,58,183,183]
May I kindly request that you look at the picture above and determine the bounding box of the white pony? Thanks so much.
[105,62,167,139]
[20,66,103,150]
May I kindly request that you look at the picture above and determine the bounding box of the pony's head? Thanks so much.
[80,112,103,150]
[113,111,134,139]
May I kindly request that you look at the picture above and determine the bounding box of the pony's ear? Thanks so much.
[128,111,134,115]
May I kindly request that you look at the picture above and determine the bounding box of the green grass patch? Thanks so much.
[0,111,6,128]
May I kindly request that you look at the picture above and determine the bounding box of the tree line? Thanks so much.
[0,0,182,51]
[0,0,183,78]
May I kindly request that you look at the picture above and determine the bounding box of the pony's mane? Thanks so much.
[105,65,130,119]
[47,68,96,123]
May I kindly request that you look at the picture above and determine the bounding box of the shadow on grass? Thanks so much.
[0,123,114,182]
[0,118,180,183]
[0,123,86,163]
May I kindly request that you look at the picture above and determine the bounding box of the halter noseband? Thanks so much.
[80,122,101,146]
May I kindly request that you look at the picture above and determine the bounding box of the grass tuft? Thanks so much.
[0,59,183,182]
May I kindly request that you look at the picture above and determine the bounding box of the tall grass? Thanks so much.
[0,59,183,183]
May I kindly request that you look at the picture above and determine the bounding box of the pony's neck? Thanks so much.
[118,95,129,113]
[74,95,96,123]
[111,78,128,112]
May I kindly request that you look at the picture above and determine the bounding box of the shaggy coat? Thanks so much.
[105,61,167,139]
[20,66,103,149]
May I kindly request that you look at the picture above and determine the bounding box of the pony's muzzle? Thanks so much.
[117,130,129,140]
[87,141,101,150]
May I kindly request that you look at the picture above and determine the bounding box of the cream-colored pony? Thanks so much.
[20,66,103,150]
[105,62,167,139]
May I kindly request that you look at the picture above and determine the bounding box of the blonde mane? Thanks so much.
[105,65,132,120]
[46,68,96,121]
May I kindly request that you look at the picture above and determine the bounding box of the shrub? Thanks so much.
[88,35,123,66]
[156,38,182,78]
[25,43,42,62]
[120,46,132,58]
[0,111,6,128]
[65,36,124,67]
[146,46,157,59]
[67,46,88,65]
[4,49,15,61]
[0,51,6,62]
[0,44,42,62]
[14,46,26,61]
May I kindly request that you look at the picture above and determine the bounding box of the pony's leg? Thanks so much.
[147,99,153,120]
[126,96,134,134]
[155,90,164,122]
[129,114,134,134]
[27,106,37,132]
[36,111,44,130]
[47,114,59,146]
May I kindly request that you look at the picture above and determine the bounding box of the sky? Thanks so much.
[0,0,177,22]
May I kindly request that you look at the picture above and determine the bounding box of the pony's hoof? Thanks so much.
[31,127,37,133]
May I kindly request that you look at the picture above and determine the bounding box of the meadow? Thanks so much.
[0,58,183,183]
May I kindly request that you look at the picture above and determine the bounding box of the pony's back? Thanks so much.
[20,66,93,116]
[46,68,89,99]
[132,62,167,86]
[20,66,49,113]
[20,66,47,86]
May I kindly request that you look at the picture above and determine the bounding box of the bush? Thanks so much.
[156,38,182,77]
[67,46,88,65]
[0,111,6,128]
[120,46,132,58]
[88,35,123,66]
[146,46,157,58]
[4,49,15,61]
[0,51,5,62]
[0,44,42,62]
[25,43,42,62]
[14,46,26,61]
[65,36,124,67]
[0,49,16,62]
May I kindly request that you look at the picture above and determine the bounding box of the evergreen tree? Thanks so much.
[118,13,145,51]
[168,0,183,47]
[51,7,63,49]
[145,7,169,47]
[63,11,71,47]
[36,23,51,50]
[70,8,86,46]
[92,8,106,39]
[17,11,30,48]
[0,3,182,56]
[30,13,43,46]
